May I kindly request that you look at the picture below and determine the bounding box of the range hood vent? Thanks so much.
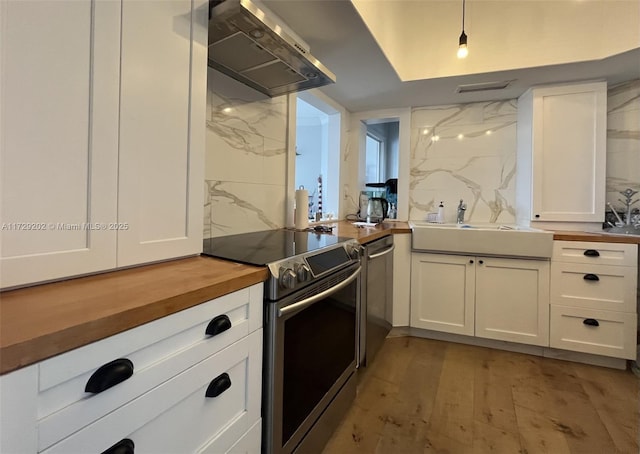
[208,0,336,97]
[456,80,514,93]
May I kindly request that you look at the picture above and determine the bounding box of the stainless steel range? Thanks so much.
[203,229,361,454]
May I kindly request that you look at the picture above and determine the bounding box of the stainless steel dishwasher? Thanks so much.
[359,235,394,367]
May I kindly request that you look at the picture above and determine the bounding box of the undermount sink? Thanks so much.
[409,221,554,258]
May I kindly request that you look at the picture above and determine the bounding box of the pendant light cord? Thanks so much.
[462,0,466,31]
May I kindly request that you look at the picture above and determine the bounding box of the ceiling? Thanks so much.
[262,0,640,113]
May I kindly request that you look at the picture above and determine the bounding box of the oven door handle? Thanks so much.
[278,266,361,318]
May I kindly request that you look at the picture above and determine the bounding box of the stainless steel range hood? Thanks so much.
[208,0,336,97]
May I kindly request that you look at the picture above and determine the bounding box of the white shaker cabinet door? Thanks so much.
[475,257,550,346]
[116,0,207,266]
[519,81,606,224]
[0,0,121,288]
[410,253,475,336]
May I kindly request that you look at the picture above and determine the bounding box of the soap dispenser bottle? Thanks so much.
[437,201,445,223]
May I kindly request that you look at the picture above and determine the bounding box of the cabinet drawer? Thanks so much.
[552,241,637,266]
[550,262,637,312]
[41,330,262,454]
[200,418,261,454]
[549,305,637,359]
[37,284,263,451]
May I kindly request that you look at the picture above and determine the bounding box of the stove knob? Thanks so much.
[295,263,311,283]
[279,268,297,290]
[346,243,361,260]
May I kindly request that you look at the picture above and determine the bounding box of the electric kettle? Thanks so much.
[366,197,389,224]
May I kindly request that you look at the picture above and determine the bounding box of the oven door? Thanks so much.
[264,263,361,454]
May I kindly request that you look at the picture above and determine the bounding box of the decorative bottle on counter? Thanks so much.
[437,201,445,223]
[388,203,397,219]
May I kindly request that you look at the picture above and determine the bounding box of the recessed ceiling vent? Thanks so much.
[455,80,513,93]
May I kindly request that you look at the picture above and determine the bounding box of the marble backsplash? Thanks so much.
[204,75,638,236]
[204,70,289,238]
[409,100,517,224]
[606,79,640,214]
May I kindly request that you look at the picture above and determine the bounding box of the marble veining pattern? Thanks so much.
[410,100,517,223]
[606,79,640,209]
[205,69,288,238]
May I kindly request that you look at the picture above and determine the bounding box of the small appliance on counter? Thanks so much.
[359,178,398,220]
[366,197,389,224]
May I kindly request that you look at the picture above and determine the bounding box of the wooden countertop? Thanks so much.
[552,231,640,244]
[2,221,633,375]
[0,221,406,375]
[0,257,268,375]
[320,220,411,243]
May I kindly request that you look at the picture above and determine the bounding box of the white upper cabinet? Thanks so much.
[516,81,607,229]
[0,0,207,288]
[0,0,121,288]
[117,0,206,266]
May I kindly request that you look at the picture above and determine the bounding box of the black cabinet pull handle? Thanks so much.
[535,214,540,218]
[469,259,474,264]
[479,260,484,265]
[583,273,600,281]
[205,315,232,337]
[101,439,134,454]
[583,249,600,257]
[583,318,600,327]
[205,372,232,398]
[85,359,134,394]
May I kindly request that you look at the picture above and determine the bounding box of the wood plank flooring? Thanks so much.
[322,337,640,454]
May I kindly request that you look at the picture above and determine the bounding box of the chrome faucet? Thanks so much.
[456,199,467,224]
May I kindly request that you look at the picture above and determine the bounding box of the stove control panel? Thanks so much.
[267,239,361,299]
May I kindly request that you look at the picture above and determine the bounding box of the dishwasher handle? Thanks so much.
[278,267,361,318]
[368,244,395,260]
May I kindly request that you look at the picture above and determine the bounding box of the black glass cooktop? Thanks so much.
[202,229,349,266]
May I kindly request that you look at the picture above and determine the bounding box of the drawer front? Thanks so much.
[199,418,261,454]
[550,262,637,312]
[41,329,262,454]
[37,284,263,451]
[549,305,637,359]
[552,241,637,266]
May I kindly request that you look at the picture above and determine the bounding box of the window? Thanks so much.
[295,95,341,221]
[365,133,383,183]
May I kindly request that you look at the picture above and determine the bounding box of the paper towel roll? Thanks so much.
[295,188,309,230]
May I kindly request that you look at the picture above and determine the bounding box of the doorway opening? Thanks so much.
[295,92,341,221]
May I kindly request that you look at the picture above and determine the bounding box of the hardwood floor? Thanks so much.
[322,336,640,454]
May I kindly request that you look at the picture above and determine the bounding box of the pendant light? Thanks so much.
[457,0,468,59]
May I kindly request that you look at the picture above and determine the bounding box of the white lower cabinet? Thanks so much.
[410,253,475,335]
[411,253,550,346]
[0,284,263,454]
[550,241,638,359]
[43,331,261,454]
[549,305,636,359]
[475,257,550,346]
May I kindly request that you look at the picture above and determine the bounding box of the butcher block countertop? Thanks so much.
[552,230,640,244]
[0,222,406,375]
[0,257,268,375]
[1,221,635,375]
[325,220,411,243]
